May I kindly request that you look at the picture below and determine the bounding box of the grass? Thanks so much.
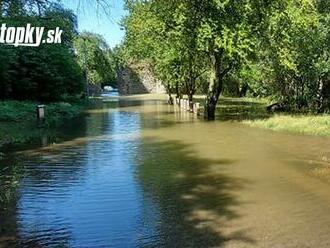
[215,97,270,121]
[0,101,85,124]
[243,114,330,136]
[0,100,86,147]
[196,95,330,137]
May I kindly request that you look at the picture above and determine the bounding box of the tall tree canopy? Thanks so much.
[74,32,117,89]
[0,0,119,101]
[121,0,330,118]
[0,2,85,101]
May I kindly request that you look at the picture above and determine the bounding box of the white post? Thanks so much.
[37,104,46,127]
[194,103,200,115]
[37,105,45,120]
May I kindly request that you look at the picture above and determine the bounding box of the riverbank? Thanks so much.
[0,100,87,148]
[213,97,330,137]
[1,95,330,149]
[186,95,330,137]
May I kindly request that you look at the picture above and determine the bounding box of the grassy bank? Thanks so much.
[243,115,330,136]
[187,96,330,136]
[0,100,86,147]
[209,97,330,137]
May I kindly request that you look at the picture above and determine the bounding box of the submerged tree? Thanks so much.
[121,0,268,117]
[122,0,208,107]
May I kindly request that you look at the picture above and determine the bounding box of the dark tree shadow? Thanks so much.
[195,97,272,121]
[216,98,271,121]
[136,138,255,247]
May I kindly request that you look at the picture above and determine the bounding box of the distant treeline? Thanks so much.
[0,0,117,102]
[119,0,330,118]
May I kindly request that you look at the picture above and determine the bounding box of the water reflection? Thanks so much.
[2,95,330,247]
[0,96,188,247]
[2,104,160,247]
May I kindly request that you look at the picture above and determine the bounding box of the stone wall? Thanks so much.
[117,63,166,95]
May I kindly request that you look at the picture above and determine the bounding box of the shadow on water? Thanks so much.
[136,138,255,247]
[0,95,262,247]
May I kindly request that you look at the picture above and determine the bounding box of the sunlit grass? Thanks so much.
[244,115,330,136]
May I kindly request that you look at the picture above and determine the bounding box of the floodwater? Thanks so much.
[1,93,330,248]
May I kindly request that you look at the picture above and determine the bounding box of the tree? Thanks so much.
[122,0,268,117]
[74,32,117,91]
[189,0,268,119]
[0,2,85,101]
[260,0,330,111]
[122,0,208,107]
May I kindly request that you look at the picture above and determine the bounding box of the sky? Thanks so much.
[62,0,127,48]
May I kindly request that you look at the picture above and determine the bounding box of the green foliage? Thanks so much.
[0,3,85,102]
[0,101,35,122]
[0,100,86,147]
[257,0,330,111]
[122,0,208,99]
[0,100,84,125]
[122,0,267,116]
[0,165,24,205]
[74,32,117,88]
[121,0,330,115]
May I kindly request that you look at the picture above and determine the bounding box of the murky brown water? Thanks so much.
[1,93,330,247]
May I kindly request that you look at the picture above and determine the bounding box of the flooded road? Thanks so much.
[1,94,330,247]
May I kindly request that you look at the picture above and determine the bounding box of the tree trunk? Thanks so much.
[168,93,174,105]
[204,52,223,120]
[175,82,181,99]
[239,83,249,97]
[188,91,194,112]
[187,76,196,112]
[166,83,174,105]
